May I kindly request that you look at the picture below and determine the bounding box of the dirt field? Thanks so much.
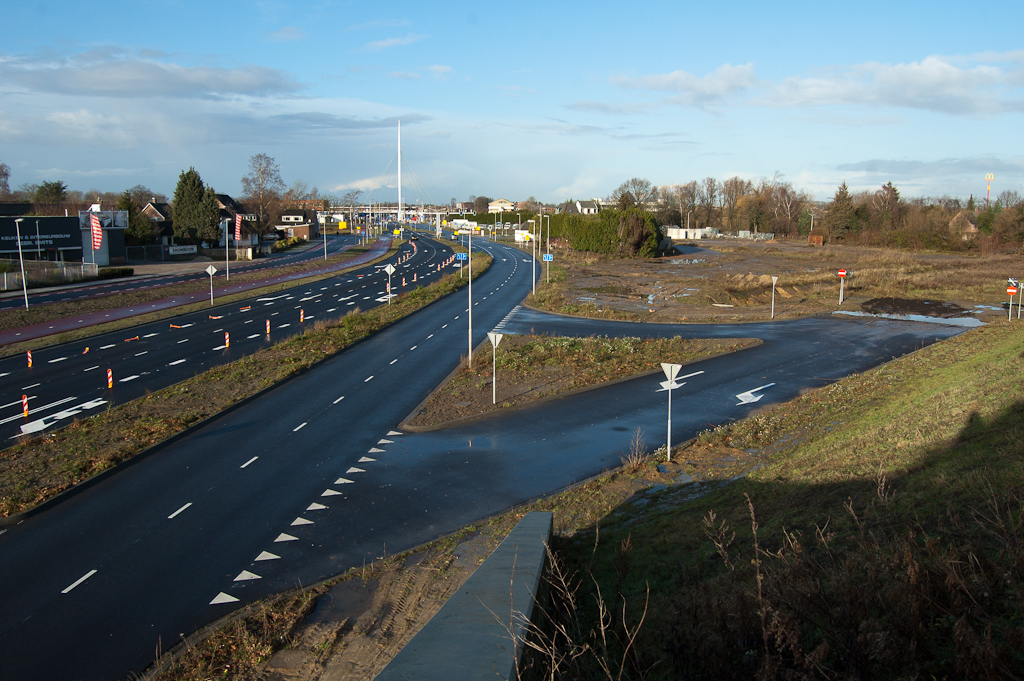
[530,239,1014,323]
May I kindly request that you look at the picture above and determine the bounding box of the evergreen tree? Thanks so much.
[119,191,157,244]
[198,187,223,243]
[821,182,855,243]
[172,167,214,243]
[34,180,68,205]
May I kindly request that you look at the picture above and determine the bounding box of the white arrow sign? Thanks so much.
[735,382,776,405]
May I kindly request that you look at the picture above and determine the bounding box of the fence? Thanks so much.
[0,260,99,292]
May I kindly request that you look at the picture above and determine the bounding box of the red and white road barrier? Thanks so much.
[402,277,406,286]
[300,309,305,323]
[225,332,230,348]
[27,351,32,368]
[107,369,113,389]
[266,319,271,334]
[22,394,28,418]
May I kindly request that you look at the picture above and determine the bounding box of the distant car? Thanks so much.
[410,235,418,240]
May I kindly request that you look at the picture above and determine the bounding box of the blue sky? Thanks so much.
[1,0,1022,205]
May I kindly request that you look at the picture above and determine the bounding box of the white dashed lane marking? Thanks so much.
[167,502,192,519]
[61,570,98,594]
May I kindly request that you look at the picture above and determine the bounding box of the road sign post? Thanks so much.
[205,265,218,305]
[661,363,682,462]
[1008,284,1018,321]
[543,252,553,283]
[384,263,396,305]
[837,269,847,305]
[488,332,503,404]
[468,229,473,366]
[771,275,779,319]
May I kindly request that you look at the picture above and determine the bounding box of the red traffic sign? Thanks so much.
[1009,286,1019,296]
[837,269,847,278]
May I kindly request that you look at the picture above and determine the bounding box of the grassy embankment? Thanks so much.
[0,249,490,518]
[526,320,1024,679]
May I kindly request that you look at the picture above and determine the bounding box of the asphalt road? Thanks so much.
[0,236,455,441]
[0,236,965,680]
[0,235,364,311]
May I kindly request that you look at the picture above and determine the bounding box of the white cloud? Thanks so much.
[0,51,300,99]
[607,53,1024,117]
[363,33,426,51]
[266,26,304,42]
[427,65,451,77]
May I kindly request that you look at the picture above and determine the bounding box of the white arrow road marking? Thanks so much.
[234,570,261,581]
[306,502,327,511]
[359,457,376,463]
[346,467,365,474]
[167,503,192,519]
[255,551,280,561]
[334,477,354,485]
[240,456,258,468]
[210,592,239,605]
[291,517,313,526]
[274,533,298,542]
[736,383,776,405]
[62,570,97,594]
[322,489,342,496]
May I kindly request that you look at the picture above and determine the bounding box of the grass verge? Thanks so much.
[0,251,491,518]
[525,320,1024,679]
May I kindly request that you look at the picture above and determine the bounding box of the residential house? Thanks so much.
[488,198,515,214]
[949,211,979,241]
[278,209,320,241]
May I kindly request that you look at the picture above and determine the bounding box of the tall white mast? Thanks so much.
[397,120,403,224]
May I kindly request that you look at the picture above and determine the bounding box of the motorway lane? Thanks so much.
[0,237,457,442]
[0,237,533,681]
[0,235,363,311]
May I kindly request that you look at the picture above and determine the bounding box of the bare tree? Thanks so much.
[698,177,719,228]
[611,178,657,210]
[241,153,285,254]
[721,176,751,230]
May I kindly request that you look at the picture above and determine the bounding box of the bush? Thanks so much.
[271,236,307,253]
[97,267,134,280]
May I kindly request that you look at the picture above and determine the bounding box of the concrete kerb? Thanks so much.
[0,258,486,526]
[374,512,553,681]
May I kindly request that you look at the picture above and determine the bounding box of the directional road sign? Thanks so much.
[384,264,396,275]
[456,252,467,261]
[543,254,553,262]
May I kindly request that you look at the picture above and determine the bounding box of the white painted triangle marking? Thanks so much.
[388,430,402,436]
[210,592,239,605]
[377,439,393,444]
[334,477,354,485]
[306,502,327,511]
[234,570,262,581]
[274,533,298,542]
[291,517,314,526]
[358,457,376,463]
[322,489,342,496]
[346,467,365,474]
[255,551,280,561]
[369,447,385,454]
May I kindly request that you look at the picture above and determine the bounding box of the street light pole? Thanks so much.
[468,227,473,366]
[13,218,29,309]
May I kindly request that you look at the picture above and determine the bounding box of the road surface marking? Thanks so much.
[48,357,67,363]
[409,345,417,351]
[22,383,40,390]
[390,359,397,365]
[293,422,307,432]
[441,324,448,329]
[334,477,354,484]
[346,466,365,474]
[84,366,99,372]
[388,430,403,436]
[62,570,98,594]
[120,375,140,382]
[168,502,192,519]
[426,334,433,339]
[327,308,337,312]
[177,323,194,329]
[736,383,776,405]
[247,334,260,339]
[333,396,345,404]
[364,375,374,382]
[377,439,393,444]
[322,489,342,496]
[306,502,327,511]
[291,517,313,526]
[100,344,115,350]
[274,533,298,542]
[244,319,253,324]
[135,351,148,357]
[177,339,189,344]
[240,456,258,468]
[168,359,186,366]
[359,456,376,463]
[0,372,7,378]
[210,592,239,605]
[143,333,159,338]
[212,345,226,351]
[234,570,261,581]
[255,551,280,561]
[279,323,290,328]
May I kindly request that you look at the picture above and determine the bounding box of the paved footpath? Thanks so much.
[0,239,392,347]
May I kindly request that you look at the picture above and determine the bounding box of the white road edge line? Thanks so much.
[240,456,258,468]
[62,569,98,594]
[168,502,192,519]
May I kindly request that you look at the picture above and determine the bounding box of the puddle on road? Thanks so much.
[833,310,983,327]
